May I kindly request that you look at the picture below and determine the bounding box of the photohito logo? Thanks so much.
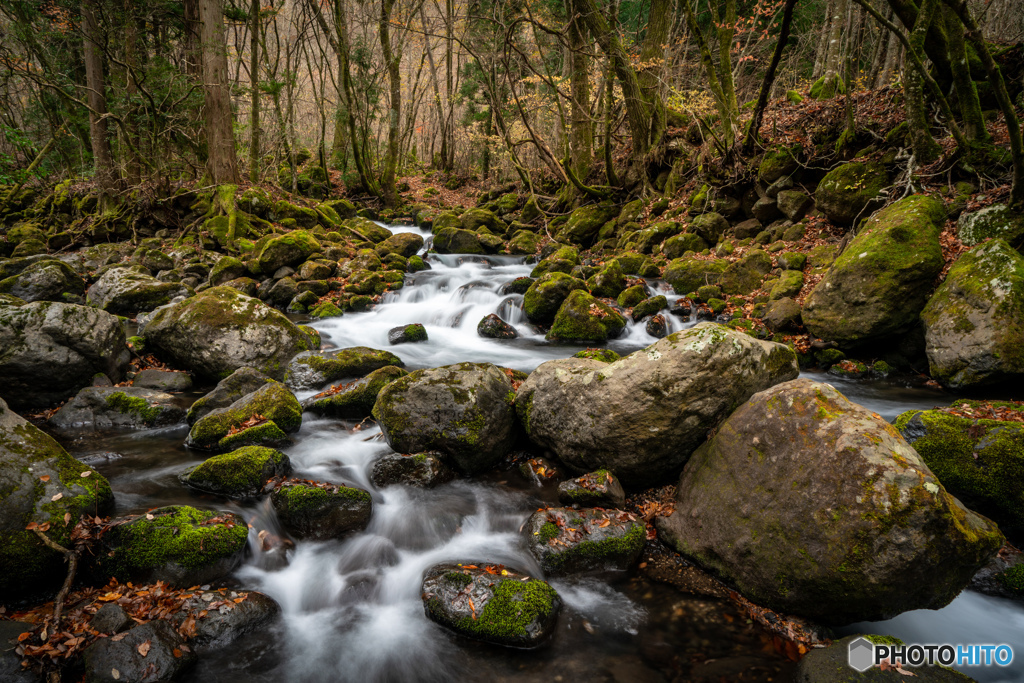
[847,637,1014,672]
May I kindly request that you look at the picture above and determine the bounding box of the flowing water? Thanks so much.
[67,225,1024,682]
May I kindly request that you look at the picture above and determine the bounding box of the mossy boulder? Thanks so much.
[375,232,424,258]
[898,404,1024,541]
[93,506,248,587]
[690,213,729,244]
[662,232,708,259]
[421,562,560,648]
[656,378,1003,624]
[516,323,799,485]
[0,301,130,409]
[777,251,807,271]
[256,230,321,273]
[187,367,272,425]
[764,297,802,332]
[720,249,773,295]
[815,161,889,227]
[956,203,1024,248]
[631,295,667,321]
[49,387,185,430]
[0,397,114,600]
[270,481,372,540]
[460,208,502,232]
[284,346,404,390]
[340,216,392,243]
[434,227,485,254]
[809,73,845,100]
[769,269,804,301]
[0,259,85,303]
[921,239,1024,388]
[557,202,621,245]
[309,301,344,319]
[522,272,588,325]
[616,284,648,308]
[209,256,247,286]
[134,368,192,392]
[143,286,315,381]
[507,230,541,255]
[268,201,318,228]
[388,323,428,345]
[585,260,625,299]
[86,267,192,317]
[371,452,457,488]
[546,290,626,342]
[613,252,659,277]
[372,362,516,474]
[758,145,801,183]
[179,446,291,499]
[302,365,408,418]
[186,381,302,451]
[632,221,683,254]
[477,313,518,339]
[557,470,625,508]
[663,256,728,294]
[802,195,945,345]
[523,507,645,575]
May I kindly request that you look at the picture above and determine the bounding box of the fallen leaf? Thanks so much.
[51,493,63,502]
[81,471,92,478]
[39,475,50,483]
[138,641,150,657]
[64,513,71,524]
[111,668,120,680]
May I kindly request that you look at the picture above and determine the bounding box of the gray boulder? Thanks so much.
[370,452,457,488]
[0,301,129,409]
[83,620,197,683]
[656,378,1003,624]
[133,368,193,392]
[957,203,1024,248]
[523,507,645,575]
[186,381,301,451]
[187,367,272,425]
[373,362,516,474]
[0,259,85,303]
[515,323,798,485]
[284,346,404,390]
[86,266,192,316]
[49,386,186,430]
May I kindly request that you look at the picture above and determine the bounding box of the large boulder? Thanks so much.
[91,505,248,587]
[179,446,291,499]
[515,323,799,485]
[663,257,728,295]
[719,249,773,295]
[0,398,114,600]
[86,267,191,316]
[284,346,404,390]
[0,301,130,409]
[433,227,484,254]
[187,366,272,425]
[523,507,644,575]
[802,195,945,346]
[546,290,626,342]
[814,161,889,226]
[898,402,1024,541]
[256,230,321,273]
[957,203,1024,248]
[657,379,1003,624]
[143,286,316,381]
[522,272,588,325]
[373,362,516,474]
[376,232,424,258]
[83,620,197,683]
[186,381,301,451]
[49,387,186,430]
[460,208,502,233]
[921,239,1024,388]
[302,365,407,418]
[270,481,372,540]
[421,562,560,648]
[0,259,85,303]
[557,202,620,245]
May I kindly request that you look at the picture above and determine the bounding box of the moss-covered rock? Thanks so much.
[507,230,541,255]
[956,204,1024,248]
[375,232,424,258]
[421,562,560,648]
[0,397,114,600]
[370,452,457,488]
[663,256,728,294]
[572,348,621,363]
[477,313,518,339]
[557,470,625,508]
[802,195,945,345]
[270,481,371,540]
[433,227,485,254]
[309,301,345,319]
[341,216,392,243]
[690,213,729,244]
[613,252,659,277]
[769,269,804,301]
[809,73,845,100]
[143,286,315,381]
[557,202,621,245]
[284,346,404,390]
[921,239,1024,388]
[86,266,192,316]
[187,367,272,426]
[256,230,321,273]
[547,290,626,342]
[93,506,248,587]
[585,260,625,299]
[777,251,807,271]
[460,207,502,233]
[48,387,185,430]
[372,362,516,474]
[662,232,708,259]
[522,272,588,325]
[388,323,428,345]
[269,201,319,228]
[523,507,645,575]
[179,446,291,499]
[0,259,85,303]
[186,381,301,451]
[720,249,773,295]
[795,634,972,682]
[657,378,1003,624]
[302,365,408,418]
[616,284,648,308]
[758,144,801,183]
[815,161,889,227]
[631,295,667,321]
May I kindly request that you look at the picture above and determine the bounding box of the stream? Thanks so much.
[66,225,1024,682]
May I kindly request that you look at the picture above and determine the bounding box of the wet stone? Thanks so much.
[557,470,626,508]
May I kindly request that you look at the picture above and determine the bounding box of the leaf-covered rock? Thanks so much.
[522,507,645,575]
[186,381,301,451]
[302,365,408,418]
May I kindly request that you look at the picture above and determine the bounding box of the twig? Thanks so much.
[31,529,78,627]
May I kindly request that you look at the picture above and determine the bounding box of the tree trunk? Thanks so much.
[123,0,141,185]
[567,0,593,181]
[82,0,116,201]
[199,0,240,185]
[943,6,988,143]
[744,0,799,153]
[905,0,941,162]
[379,0,401,206]
[249,0,260,183]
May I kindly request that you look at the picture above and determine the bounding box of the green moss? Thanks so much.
[181,446,286,496]
[450,578,556,641]
[105,391,162,424]
[543,522,645,573]
[217,420,289,450]
[444,570,473,588]
[998,564,1024,594]
[276,483,370,515]
[539,521,559,542]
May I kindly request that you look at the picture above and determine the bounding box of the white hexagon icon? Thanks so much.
[848,636,875,672]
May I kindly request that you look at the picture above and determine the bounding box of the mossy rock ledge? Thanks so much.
[179,446,291,499]
[421,562,561,648]
[523,507,645,575]
[515,323,798,486]
[270,482,372,540]
[0,397,114,600]
[656,378,1003,624]
[546,290,626,343]
[186,381,301,451]
[372,362,516,475]
[302,365,408,419]
[48,386,186,430]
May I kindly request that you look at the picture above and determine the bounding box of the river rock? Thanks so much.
[546,290,626,342]
[720,249,773,295]
[921,239,1024,388]
[523,507,645,575]
[90,603,132,635]
[764,297,802,332]
[284,346,404,390]
[48,386,186,430]
[83,620,197,683]
[586,260,626,298]
[143,286,316,381]
[897,402,1024,541]
[0,397,114,600]
[133,368,193,392]
[522,272,588,325]
[802,195,945,346]
[631,295,666,321]
[0,259,85,303]
[373,362,516,474]
[663,257,728,295]
[388,323,428,345]
[370,452,457,488]
[302,365,407,418]
[187,367,273,425]
[175,590,281,648]
[86,266,192,317]
[256,230,321,273]
[957,203,1024,247]
[814,161,889,226]
[270,482,372,540]
[0,301,130,409]
[186,381,301,451]
[434,227,484,254]
[557,202,620,245]
[421,562,561,648]
[477,313,518,339]
[376,232,424,258]
[794,634,974,682]
[179,446,291,499]
[516,323,798,485]
[656,378,1003,624]
[557,470,626,508]
[92,506,248,587]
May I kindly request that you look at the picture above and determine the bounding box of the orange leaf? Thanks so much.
[137,641,150,657]
[39,475,50,483]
